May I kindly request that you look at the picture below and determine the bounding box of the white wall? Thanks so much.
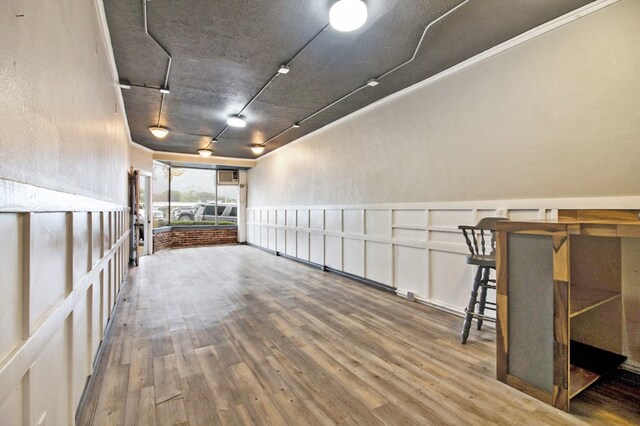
[0,0,131,424]
[248,0,640,207]
[130,144,154,174]
[0,0,129,205]
[247,0,640,362]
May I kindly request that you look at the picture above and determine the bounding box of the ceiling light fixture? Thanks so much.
[251,145,265,155]
[366,78,379,87]
[198,138,217,157]
[277,65,290,74]
[292,123,301,128]
[227,115,246,128]
[159,88,170,94]
[330,0,368,32]
[149,126,169,138]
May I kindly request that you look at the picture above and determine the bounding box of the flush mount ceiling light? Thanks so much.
[198,138,217,157]
[227,115,246,128]
[366,78,379,87]
[198,148,213,158]
[330,0,368,32]
[292,123,301,128]
[149,126,169,138]
[277,65,290,74]
[251,145,265,155]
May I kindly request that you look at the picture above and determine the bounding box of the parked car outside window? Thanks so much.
[193,202,237,224]
[171,204,198,221]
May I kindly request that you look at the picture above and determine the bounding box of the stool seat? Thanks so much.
[466,254,496,268]
[459,217,509,344]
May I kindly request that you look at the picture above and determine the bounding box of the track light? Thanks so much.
[330,0,368,32]
[278,65,290,74]
[149,126,169,138]
[227,115,246,128]
[251,145,265,155]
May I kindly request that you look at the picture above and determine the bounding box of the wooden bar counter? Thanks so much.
[495,209,640,411]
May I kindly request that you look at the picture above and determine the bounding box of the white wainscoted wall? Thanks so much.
[0,195,129,426]
[0,0,132,422]
[247,203,546,312]
[247,197,640,370]
[247,198,635,312]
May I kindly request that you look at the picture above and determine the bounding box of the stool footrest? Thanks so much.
[463,308,496,323]
[472,301,496,307]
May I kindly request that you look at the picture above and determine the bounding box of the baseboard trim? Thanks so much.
[245,242,396,294]
[324,267,397,294]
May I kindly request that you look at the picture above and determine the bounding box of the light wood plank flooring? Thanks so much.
[78,245,640,425]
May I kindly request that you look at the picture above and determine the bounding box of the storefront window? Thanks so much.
[151,162,169,227]
[151,162,239,227]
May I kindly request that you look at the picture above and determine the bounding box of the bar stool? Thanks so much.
[459,217,509,344]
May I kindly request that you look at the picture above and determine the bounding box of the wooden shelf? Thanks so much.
[569,341,627,400]
[570,286,621,318]
[569,365,600,399]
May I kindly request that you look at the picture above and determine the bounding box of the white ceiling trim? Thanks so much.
[152,150,256,168]
[94,0,134,146]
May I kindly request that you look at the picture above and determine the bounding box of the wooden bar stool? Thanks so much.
[459,217,509,344]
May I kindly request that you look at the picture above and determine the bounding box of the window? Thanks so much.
[152,162,170,228]
[151,163,240,227]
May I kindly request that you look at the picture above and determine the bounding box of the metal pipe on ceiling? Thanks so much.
[143,0,173,126]
[378,0,470,80]
[257,0,471,149]
[213,24,330,142]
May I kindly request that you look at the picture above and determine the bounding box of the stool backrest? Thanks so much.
[459,217,509,256]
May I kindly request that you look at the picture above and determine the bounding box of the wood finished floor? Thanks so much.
[78,245,640,425]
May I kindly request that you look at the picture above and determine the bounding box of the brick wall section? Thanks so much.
[153,227,237,252]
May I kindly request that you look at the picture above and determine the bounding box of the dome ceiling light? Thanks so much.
[330,0,368,32]
[251,145,265,155]
[198,149,213,157]
[149,126,169,138]
[227,115,247,128]
[197,138,217,157]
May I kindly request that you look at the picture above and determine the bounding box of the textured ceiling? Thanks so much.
[104,0,593,159]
